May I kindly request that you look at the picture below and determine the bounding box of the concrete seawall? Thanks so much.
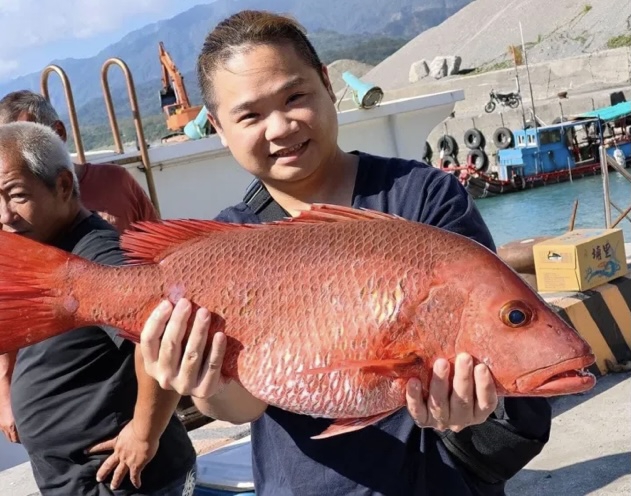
[337,47,631,164]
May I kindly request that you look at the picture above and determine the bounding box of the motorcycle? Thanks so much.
[484,89,521,113]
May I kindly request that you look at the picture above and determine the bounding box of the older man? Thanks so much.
[0,121,196,495]
[0,90,158,233]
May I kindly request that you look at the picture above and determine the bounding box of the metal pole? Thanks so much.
[600,144,612,228]
[519,22,538,128]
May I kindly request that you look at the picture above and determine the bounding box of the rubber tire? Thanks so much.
[493,127,514,149]
[485,100,496,113]
[464,128,485,149]
[441,154,458,169]
[423,141,433,163]
[508,97,520,109]
[437,135,458,156]
[467,149,489,172]
[497,236,553,274]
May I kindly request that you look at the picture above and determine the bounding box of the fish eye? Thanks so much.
[499,301,533,328]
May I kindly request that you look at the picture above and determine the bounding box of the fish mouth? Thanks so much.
[515,355,597,396]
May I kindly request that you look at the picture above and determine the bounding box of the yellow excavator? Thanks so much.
[158,41,203,133]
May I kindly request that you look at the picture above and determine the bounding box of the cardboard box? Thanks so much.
[533,229,628,292]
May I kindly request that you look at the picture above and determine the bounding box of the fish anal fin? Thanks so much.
[274,204,401,226]
[304,354,422,378]
[311,408,402,440]
[120,219,261,263]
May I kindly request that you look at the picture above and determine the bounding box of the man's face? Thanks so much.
[208,43,339,187]
[0,148,74,243]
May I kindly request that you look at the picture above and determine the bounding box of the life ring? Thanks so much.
[464,128,485,149]
[497,236,553,274]
[493,127,514,149]
[437,135,458,156]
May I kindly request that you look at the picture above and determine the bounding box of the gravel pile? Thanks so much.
[365,0,631,90]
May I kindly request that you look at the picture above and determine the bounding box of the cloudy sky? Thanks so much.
[0,0,215,83]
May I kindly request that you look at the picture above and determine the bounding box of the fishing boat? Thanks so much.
[459,101,631,199]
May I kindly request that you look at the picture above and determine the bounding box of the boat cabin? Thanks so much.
[495,120,597,181]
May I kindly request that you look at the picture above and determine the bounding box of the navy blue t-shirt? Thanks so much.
[216,152,551,496]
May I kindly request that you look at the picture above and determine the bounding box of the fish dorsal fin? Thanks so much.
[120,205,398,263]
[120,219,260,263]
[273,204,401,225]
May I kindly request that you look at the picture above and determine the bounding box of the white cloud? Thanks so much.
[0,0,171,57]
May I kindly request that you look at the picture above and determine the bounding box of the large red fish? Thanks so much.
[0,204,595,438]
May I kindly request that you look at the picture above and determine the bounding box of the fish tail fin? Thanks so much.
[0,231,88,353]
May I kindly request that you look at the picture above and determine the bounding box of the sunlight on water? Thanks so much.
[475,173,631,247]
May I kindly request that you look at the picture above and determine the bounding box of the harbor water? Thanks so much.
[476,172,631,247]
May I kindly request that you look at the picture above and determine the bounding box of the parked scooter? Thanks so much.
[484,89,521,113]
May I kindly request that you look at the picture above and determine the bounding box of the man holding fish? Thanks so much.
[0,9,596,496]
[131,10,591,496]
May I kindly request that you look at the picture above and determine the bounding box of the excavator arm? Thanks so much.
[158,41,201,132]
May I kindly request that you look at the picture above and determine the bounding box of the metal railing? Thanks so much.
[100,58,161,216]
[40,65,86,164]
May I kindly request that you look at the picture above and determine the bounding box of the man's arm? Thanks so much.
[142,298,266,425]
[79,230,181,489]
[192,380,267,424]
[88,346,183,489]
[132,345,183,442]
[0,352,18,443]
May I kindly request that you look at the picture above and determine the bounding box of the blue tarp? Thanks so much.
[579,101,631,122]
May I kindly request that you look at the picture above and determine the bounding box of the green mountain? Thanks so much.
[0,0,474,150]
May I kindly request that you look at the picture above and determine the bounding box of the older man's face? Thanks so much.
[0,148,73,243]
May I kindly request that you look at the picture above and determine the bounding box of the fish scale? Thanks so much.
[0,204,597,439]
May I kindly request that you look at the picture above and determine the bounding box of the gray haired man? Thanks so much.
[0,121,197,495]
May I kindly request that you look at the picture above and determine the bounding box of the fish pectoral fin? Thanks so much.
[311,408,403,439]
[120,219,262,263]
[304,355,422,378]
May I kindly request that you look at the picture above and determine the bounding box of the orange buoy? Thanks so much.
[498,236,553,275]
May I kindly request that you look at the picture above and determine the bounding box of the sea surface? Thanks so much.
[476,172,631,247]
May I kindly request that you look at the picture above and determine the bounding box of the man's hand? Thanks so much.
[86,420,159,490]
[0,352,18,443]
[406,353,498,432]
[140,299,229,398]
[0,401,19,443]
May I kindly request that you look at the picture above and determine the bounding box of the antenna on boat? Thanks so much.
[510,47,527,130]
[519,22,538,133]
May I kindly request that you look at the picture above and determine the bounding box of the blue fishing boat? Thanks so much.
[462,101,631,199]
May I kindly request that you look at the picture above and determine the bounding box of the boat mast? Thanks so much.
[520,21,539,172]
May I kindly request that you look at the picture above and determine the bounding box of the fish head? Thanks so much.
[453,250,596,397]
